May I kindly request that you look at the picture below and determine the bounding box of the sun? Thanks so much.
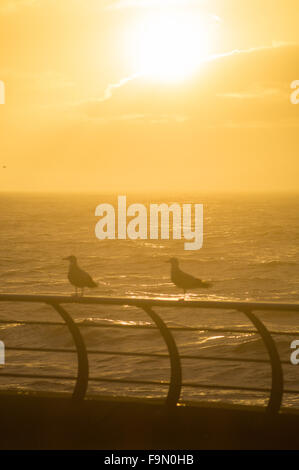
[128,11,212,83]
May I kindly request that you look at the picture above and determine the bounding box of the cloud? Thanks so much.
[106,0,222,24]
[101,74,141,102]
[218,88,284,100]
[73,43,299,129]
[75,112,188,125]
[106,0,205,10]
[222,118,299,129]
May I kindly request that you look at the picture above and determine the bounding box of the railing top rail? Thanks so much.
[0,293,298,312]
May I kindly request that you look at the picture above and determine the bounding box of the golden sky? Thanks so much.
[0,0,298,193]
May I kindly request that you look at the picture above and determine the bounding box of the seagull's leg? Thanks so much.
[79,287,84,297]
[179,289,185,302]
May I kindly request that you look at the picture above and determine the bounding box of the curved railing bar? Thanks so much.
[49,303,89,400]
[0,294,293,409]
[142,306,182,408]
[240,309,284,414]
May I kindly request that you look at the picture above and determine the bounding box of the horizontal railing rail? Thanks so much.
[0,293,298,413]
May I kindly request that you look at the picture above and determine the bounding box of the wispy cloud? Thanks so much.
[101,73,140,101]
[77,112,189,124]
[222,118,299,129]
[98,43,298,103]
[218,88,283,100]
[71,43,299,130]
[106,0,205,10]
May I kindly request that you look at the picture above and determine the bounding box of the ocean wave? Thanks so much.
[77,317,151,327]
[252,260,298,268]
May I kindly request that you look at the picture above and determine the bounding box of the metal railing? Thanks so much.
[0,294,298,413]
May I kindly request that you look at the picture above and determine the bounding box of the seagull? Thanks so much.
[63,256,98,296]
[167,257,212,299]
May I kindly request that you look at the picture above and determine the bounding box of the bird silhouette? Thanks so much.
[64,256,97,296]
[167,257,212,299]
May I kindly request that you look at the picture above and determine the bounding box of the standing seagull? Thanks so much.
[64,256,97,296]
[167,257,212,299]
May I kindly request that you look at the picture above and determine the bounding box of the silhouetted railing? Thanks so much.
[0,294,298,413]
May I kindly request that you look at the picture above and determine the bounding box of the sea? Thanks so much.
[0,192,299,409]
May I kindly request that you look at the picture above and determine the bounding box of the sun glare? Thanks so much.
[129,11,212,82]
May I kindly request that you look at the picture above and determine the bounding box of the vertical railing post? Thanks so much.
[241,309,283,414]
[142,306,182,408]
[50,303,89,400]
